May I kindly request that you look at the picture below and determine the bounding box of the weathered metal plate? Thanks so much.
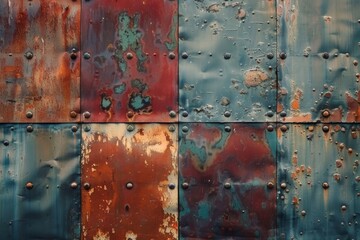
[179,0,277,122]
[81,1,178,122]
[278,123,360,239]
[179,123,276,239]
[277,0,360,122]
[0,0,80,122]
[0,124,81,239]
[82,124,178,239]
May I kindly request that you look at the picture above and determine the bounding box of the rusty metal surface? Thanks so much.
[179,123,276,239]
[277,0,360,122]
[81,124,178,239]
[81,0,178,123]
[0,0,80,123]
[278,124,360,239]
[0,124,81,240]
[179,0,277,122]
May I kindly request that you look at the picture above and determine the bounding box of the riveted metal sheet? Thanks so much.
[277,123,360,239]
[0,124,81,240]
[277,0,360,122]
[179,123,276,239]
[81,1,178,123]
[81,124,178,239]
[179,0,277,122]
[0,0,81,123]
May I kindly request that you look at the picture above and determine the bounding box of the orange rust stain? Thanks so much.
[244,69,269,87]
[284,114,312,122]
[346,92,360,122]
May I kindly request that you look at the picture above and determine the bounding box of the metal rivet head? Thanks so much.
[168,125,176,132]
[26,111,33,119]
[127,111,134,119]
[267,53,274,59]
[70,182,78,189]
[279,52,287,60]
[71,126,78,132]
[182,126,189,133]
[267,181,274,189]
[181,52,188,59]
[168,52,176,59]
[26,125,33,132]
[70,111,77,118]
[83,52,91,59]
[26,182,33,190]
[301,210,306,216]
[70,52,77,60]
[126,52,133,60]
[127,124,135,132]
[279,111,287,117]
[169,110,176,118]
[341,205,347,211]
[322,110,330,118]
[168,183,176,190]
[224,53,231,60]
[280,125,288,132]
[182,111,189,118]
[224,126,231,132]
[322,125,329,132]
[83,111,91,119]
[3,140,9,146]
[83,182,91,190]
[84,125,91,132]
[126,182,133,190]
[322,182,329,189]
[322,52,329,59]
[224,182,231,189]
[24,51,33,60]
[280,182,287,189]
[224,111,231,118]
[182,182,189,190]
[266,111,274,117]
[267,125,274,132]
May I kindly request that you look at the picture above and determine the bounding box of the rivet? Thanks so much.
[71,125,78,132]
[26,125,33,132]
[341,205,347,211]
[224,125,231,132]
[70,182,78,189]
[70,111,77,118]
[83,111,91,119]
[169,110,176,118]
[267,181,274,189]
[322,110,330,118]
[182,111,189,117]
[70,52,77,60]
[127,124,135,132]
[266,111,274,117]
[181,52,188,59]
[279,111,287,117]
[84,125,91,132]
[168,183,176,190]
[279,52,287,60]
[26,182,33,190]
[322,52,329,59]
[224,111,231,118]
[168,124,176,132]
[224,53,231,60]
[3,140,9,146]
[301,210,306,216]
[182,126,189,133]
[182,182,189,189]
[26,111,33,119]
[322,125,329,132]
[267,53,274,59]
[280,125,288,132]
[126,182,133,189]
[126,52,133,60]
[224,182,231,189]
[322,182,329,189]
[83,52,91,59]
[127,111,134,119]
[24,51,33,60]
[168,52,176,59]
[280,182,287,189]
[267,125,274,132]
[83,182,91,190]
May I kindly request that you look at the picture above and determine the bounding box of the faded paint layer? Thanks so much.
[278,124,360,239]
[277,0,360,122]
[81,1,178,122]
[0,0,80,122]
[81,124,178,239]
[179,123,276,239]
[0,124,81,239]
[179,0,277,122]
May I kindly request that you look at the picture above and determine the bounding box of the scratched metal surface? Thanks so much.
[81,124,178,239]
[179,0,277,122]
[277,0,360,122]
[179,123,276,239]
[0,0,81,123]
[0,124,81,240]
[278,124,360,239]
[81,0,178,123]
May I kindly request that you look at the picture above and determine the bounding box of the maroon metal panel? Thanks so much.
[81,0,178,122]
[81,124,178,239]
[179,123,276,239]
[0,0,80,122]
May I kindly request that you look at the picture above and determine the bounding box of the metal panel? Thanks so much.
[278,124,360,239]
[277,0,360,122]
[81,1,178,122]
[81,124,178,239]
[179,123,276,239]
[0,0,80,122]
[0,124,81,240]
[179,0,277,122]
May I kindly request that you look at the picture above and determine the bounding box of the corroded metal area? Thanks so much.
[278,124,360,239]
[179,0,277,122]
[0,0,80,122]
[0,124,81,239]
[277,0,360,122]
[81,0,178,122]
[81,124,178,239]
[179,123,276,239]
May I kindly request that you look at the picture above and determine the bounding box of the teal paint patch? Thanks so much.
[180,139,208,169]
[113,83,126,94]
[197,201,210,219]
[165,15,177,51]
[101,94,112,110]
[128,93,152,113]
[131,79,148,92]
[115,12,147,73]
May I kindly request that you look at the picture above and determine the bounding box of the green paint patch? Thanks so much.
[197,201,210,219]
[113,83,126,94]
[100,94,112,111]
[128,93,152,113]
[165,15,177,51]
[131,79,148,92]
